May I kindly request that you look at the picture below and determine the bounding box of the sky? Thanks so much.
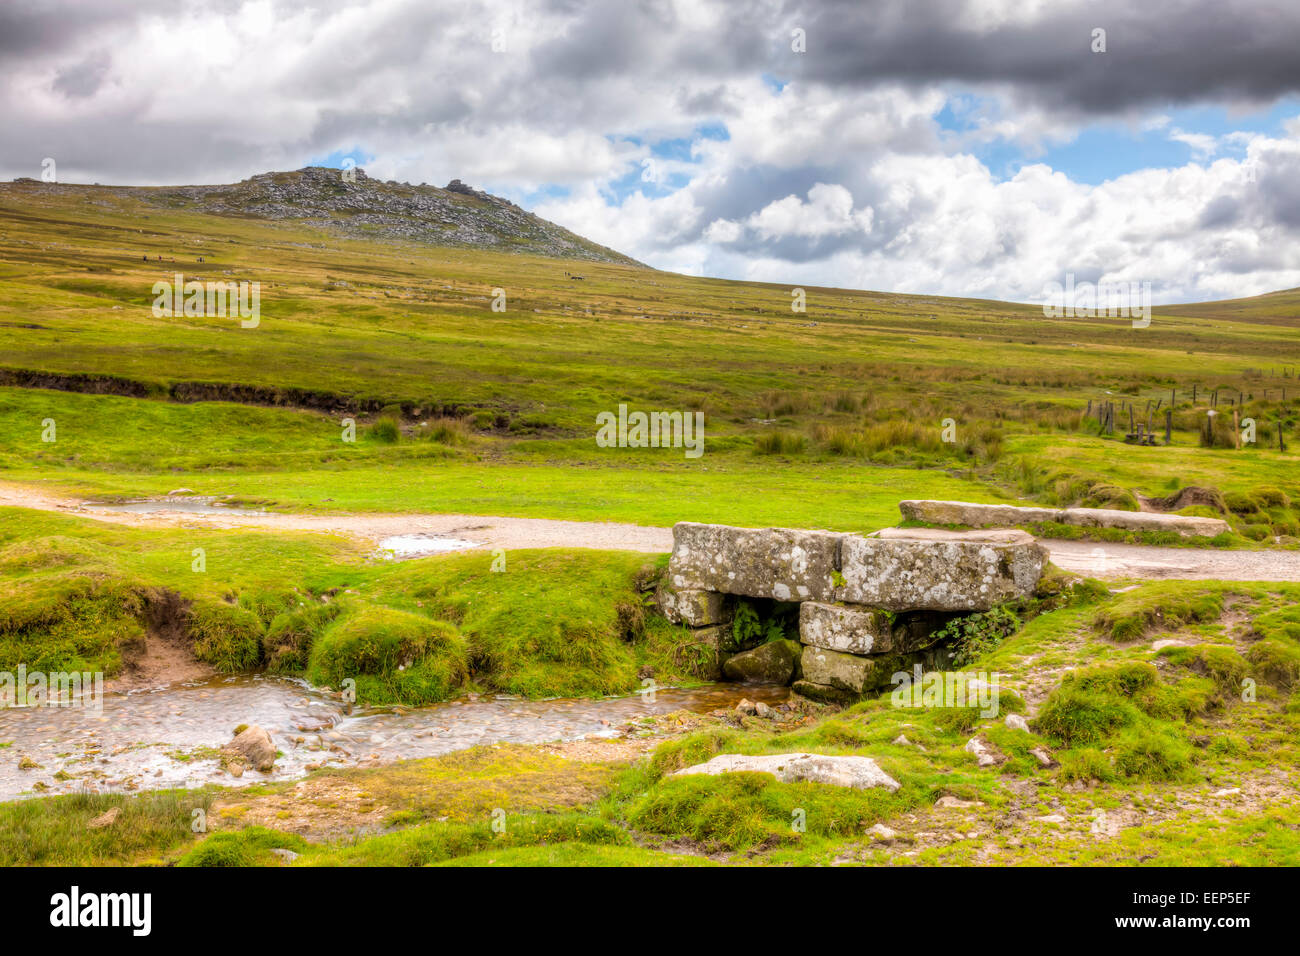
[3,0,1300,305]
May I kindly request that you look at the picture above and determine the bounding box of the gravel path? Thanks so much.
[5,483,1300,581]
[0,483,674,552]
[1037,538,1300,582]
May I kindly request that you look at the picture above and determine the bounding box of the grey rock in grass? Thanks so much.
[964,736,1002,767]
[867,823,898,841]
[1029,747,1058,768]
[900,499,1228,537]
[1005,713,1031,732]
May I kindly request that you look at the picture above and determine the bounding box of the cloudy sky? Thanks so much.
[4,0,1300,304]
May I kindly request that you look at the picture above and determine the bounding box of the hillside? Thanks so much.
[0,181,1298,537]
[2,166,640,266]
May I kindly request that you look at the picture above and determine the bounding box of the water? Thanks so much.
[376,534,481,557]
[0,676,788,802]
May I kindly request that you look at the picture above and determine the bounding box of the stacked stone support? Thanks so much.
[659,522,1048,697]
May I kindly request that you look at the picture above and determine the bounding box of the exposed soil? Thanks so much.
[105,587,214,691]
[0,366,434,417]
[1135,485,1227,514]
[111,638,215,692]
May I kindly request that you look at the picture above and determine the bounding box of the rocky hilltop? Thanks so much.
[152,166,640,265]
[10,166,640,266]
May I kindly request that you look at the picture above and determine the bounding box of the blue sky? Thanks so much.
[940,97,1300,185]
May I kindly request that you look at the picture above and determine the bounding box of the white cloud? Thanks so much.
[3,0,1300,304]
[1168,127,1219,158]
[745,183,873,240]
[539,124,1300,304]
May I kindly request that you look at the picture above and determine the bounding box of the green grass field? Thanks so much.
[3,182,1300,538]
[3,180,1300,868]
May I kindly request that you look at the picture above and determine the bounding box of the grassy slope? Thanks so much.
[0,505,698,699]
[2,185,1300,536]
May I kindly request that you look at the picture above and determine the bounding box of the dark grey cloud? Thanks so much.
[1258,148,1300,227]
[0,0,217,60]
[1198,194,1241,229]
[51,50,110,98]
[785,0,1300,114]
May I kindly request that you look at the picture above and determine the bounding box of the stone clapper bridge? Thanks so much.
[656,522,1049,702]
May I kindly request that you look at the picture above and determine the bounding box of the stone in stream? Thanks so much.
[667,522,843,603]
[672,752,900,791]
[838,531,1047,610]
[722,639,801,685]
[220,724,277,773]
[790,679,857,704]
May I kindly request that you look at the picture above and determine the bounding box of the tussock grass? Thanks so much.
[1093,582,1228,642]
[300,813,628,867]
[188,601,265,671]
[0,788,215,866]
[306,602,469,706]
[178,826,308,867]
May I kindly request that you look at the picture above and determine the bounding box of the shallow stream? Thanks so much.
[0,676,787,802]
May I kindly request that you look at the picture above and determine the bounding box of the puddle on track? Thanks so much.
[376,534,481,557]
[0,676,788,802]
[83,500,480,557]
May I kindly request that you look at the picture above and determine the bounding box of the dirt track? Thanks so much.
[4,483,1300,582]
